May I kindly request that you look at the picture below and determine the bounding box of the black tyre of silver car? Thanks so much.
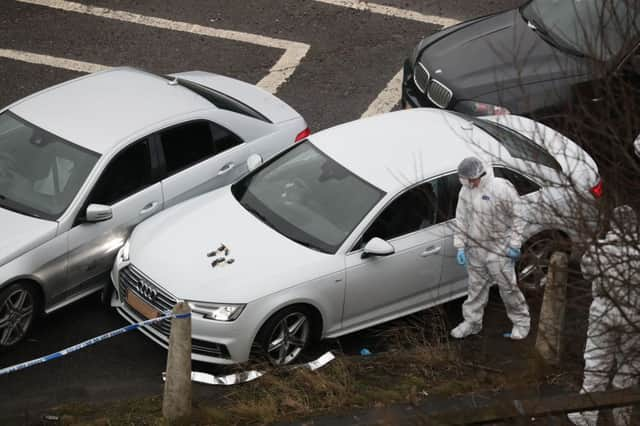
[255,305,312,366]
[517,233,569,292]
[0,282,38,350]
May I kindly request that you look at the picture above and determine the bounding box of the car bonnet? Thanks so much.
[417,9,588,100]
[127,187,335,304]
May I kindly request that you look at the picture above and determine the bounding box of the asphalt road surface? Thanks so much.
[1,1,521,423]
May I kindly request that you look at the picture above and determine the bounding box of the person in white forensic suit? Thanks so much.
[450,156,531,340]
[568,205,640,426]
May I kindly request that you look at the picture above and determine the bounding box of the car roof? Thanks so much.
[9,67,214,154]
[309,108,498,194]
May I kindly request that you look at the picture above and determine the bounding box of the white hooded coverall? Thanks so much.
[568,227,640,426]
[453,169,531,337]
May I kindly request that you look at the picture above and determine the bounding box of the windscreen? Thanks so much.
[0,111,99,219]
[471,117,562,171]
[522,0,640,61]
[232,142,384,254]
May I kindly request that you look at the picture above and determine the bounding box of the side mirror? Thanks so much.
[634,134,640,159]
[361,237,395,259]
[246,154,263,172]
[85,204,113,222]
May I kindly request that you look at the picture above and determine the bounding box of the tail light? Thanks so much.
[590,179,603,198]
[294,127,311,143]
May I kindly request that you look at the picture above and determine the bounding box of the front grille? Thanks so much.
[119,265,177,336]
[413,61,430,94]
[427,79,453,108]
[119,265,231,359]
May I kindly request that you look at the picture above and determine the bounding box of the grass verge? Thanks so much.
[46,308,577,425]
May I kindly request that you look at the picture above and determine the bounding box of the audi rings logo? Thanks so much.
[135,278,158,302]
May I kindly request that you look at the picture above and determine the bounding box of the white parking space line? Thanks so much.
[16,0,311,94]
[314,0,460,27]
[361,69,403,118]
[313,0,461,117]
[0,48,108,73]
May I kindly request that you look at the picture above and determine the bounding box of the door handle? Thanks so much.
[217,162,236,176]
[139,201,160,215]
[420,246,441,257]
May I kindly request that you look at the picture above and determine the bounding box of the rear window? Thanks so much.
[471,118,562,171]
[493,166,540,196]
[167,76,272,124]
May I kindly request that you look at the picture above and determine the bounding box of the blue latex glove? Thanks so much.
[506,247,521,262]
[456,248,466,265]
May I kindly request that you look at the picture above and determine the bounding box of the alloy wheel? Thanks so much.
[266,312,310,365]
[0,287,35,347]
[517,237,555,291]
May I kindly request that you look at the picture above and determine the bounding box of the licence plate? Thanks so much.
[127,289,160,319]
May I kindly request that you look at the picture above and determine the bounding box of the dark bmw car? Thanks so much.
[402,0,640,153]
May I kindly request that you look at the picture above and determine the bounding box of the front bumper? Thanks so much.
[110,256,254,364]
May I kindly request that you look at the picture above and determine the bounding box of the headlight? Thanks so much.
[118,240,131,262]
[187,301,245,321]
[455,100,511,116]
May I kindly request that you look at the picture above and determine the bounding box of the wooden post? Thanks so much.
[162,301,192,421]
[535,252,569,365]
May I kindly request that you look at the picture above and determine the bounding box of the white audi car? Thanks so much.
[0,67,307,350]
[111,108,600,365]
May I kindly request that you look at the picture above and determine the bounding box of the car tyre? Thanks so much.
[517,233,569,292]
[0,282,38,350]
[255,305,312,366]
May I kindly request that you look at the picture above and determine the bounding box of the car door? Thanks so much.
[156,120,247,209]
[342,181,445,332]
[431,172,467,301]
[60,138,163,304]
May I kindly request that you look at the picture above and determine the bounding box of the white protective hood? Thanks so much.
[0,207,58,266]
[128,187,333,304]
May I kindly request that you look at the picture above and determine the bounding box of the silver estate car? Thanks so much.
[0,67,308,350]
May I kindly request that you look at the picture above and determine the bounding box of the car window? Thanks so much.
[160,121,215,175]
[522,0,640,61]
[0,111,99,219]
[433,173,462,223]
[170,77,272,123]
[159,121,243,177]
[88,139,152,206]
[232,142,384,254]
[359,182,437,247]
[470,118,562,171]
[493,167,540,196]
[211,122,243,153]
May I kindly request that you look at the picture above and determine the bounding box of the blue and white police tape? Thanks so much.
[0,311,191,376]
